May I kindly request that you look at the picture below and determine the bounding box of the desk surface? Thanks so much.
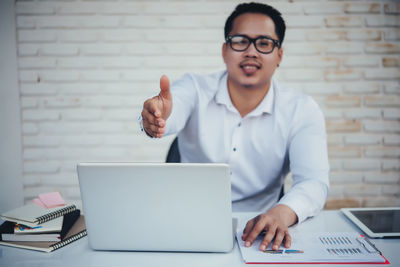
[0,210,399,267]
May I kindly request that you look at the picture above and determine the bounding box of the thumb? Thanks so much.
[159,75,171,100]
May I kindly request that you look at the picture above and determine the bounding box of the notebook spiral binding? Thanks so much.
[51,230,87,251]
[36,205,77,224]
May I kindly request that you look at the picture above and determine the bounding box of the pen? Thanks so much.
[365,238,382,255]
[263,249,283,254]
[285,249,304,254]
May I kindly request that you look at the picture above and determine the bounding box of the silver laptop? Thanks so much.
[77,162,234,252]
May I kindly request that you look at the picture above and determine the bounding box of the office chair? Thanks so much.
[165,137,284,200]
[166,137,181,163]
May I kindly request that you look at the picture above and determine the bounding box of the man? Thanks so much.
[139,2,329,251]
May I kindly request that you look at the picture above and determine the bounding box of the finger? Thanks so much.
[159,75,171,100]
[143,121,165,136]
[142,113,165,136]
[242,218,256,241]
[141,120,156,138]
[141,109,158,126]
[271,229,286,251]
[145,123,164,134]
[142,109,165,127]
[244,219,267,247]
[143,98,162,118]
[284,231,291,248]
[259,225,277,251]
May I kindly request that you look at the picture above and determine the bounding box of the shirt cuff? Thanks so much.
[278,196,309,224]
[277,189,325,224]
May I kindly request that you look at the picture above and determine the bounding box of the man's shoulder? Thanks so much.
[177,70,226,97]
[183,70,226,87]
[274,80,315,105]
[273,80,322,116]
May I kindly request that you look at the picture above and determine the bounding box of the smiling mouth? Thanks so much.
[241,65,259,70]
[240,62,261,75]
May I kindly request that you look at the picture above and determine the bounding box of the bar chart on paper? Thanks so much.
[236,231,389,264]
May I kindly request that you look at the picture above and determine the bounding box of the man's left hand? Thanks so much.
[241,204,298,251]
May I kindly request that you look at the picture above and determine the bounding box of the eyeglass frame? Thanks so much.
[225,34,281,54]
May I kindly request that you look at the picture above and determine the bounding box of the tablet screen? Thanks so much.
[350,209,400,233]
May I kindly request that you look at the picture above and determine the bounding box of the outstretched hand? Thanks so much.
[141,75,172,138]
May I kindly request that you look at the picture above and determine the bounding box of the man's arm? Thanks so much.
[242,97,329,251]
[140,73,198,138]
[141,75,172,138]
[279,97,329,224]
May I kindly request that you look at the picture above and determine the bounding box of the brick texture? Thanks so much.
[15,0,400,210]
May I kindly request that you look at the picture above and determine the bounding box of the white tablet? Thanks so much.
[341,207,400,238]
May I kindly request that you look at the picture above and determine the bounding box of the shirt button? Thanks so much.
[233,147,236,152]
[238,122,241,127]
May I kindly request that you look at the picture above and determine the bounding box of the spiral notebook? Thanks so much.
[0,210,80,242]
[0,215,86,252]
[1,203,76,227]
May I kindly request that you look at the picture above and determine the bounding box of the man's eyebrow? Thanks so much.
[235,33,275,39]
[259,35,275,39]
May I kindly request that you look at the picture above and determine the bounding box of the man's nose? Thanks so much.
[244,41,258,57]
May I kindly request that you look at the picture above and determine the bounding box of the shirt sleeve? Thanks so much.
[164,73,198,136]
[278,96,330,223]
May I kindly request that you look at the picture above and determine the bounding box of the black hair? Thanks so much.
[224,2,286,47]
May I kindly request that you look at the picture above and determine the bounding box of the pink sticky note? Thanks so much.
[33,198,47,208]
[38,192,66,208]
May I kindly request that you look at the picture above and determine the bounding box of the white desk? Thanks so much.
[0,210,399,267]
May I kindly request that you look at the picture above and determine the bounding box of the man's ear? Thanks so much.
[222,43,227,64]
[277,47,283,65]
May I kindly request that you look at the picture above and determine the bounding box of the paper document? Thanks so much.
[236,231,388,264]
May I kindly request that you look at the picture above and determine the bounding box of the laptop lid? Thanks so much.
[77,163,233,252]
[341,207,400,238]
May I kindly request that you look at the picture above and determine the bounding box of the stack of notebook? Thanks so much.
[0,192,86,252]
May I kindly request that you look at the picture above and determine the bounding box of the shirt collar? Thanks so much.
[249,80,274,116]
[215,72,275,116]
[215,72,237,113]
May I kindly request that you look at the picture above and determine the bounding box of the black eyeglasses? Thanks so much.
[226,34,280,54]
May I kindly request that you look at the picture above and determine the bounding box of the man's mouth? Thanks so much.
[240,61,261,75]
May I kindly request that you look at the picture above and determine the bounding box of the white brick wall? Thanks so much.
[15,0,400,209]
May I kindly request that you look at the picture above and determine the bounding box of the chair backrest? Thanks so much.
[166,137,181,163]
[165,137,284,200]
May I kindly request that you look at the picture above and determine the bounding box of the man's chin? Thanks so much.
[239,79,270,91]
[242,83,256,89]
[239,78,259,89]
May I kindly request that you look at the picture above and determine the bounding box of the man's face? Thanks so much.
[222,13,283,90]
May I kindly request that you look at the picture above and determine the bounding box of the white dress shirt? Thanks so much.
[162,70,329,223]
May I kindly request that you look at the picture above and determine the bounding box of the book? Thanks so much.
[13,217,63,234]
[1,203,76,227]
[0,217,63,242]
[0,210,80,242]
[0,215,86,252]
[236,231,389,264]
